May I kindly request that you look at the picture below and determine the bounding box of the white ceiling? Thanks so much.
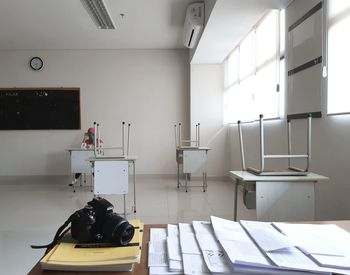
[0,0,194,50]
[0,0,290,63]
[192,0,291,64]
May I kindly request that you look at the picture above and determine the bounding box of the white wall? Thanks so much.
[189,0,217,62]
[190,64,229,178]
[0,49,190,175]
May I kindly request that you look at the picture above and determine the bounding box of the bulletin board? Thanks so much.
[0,88,80,130]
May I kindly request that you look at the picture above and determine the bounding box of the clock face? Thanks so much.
[30,57,43,71]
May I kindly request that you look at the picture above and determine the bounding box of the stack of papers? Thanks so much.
[179,223,210,274]
[40,219,143,271]
[148,227,183,275]
[213,217,350,275]
[149,217,350,275]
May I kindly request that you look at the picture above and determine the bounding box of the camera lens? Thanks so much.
[116,223,135,245]
[103,213,135,246]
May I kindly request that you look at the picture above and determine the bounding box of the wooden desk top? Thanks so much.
[28,221,350,275]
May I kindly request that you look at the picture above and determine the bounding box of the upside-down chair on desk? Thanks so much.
[88,122,137,217]
[231,113,328,222]
[174,122,210,192]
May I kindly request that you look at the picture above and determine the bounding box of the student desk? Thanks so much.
[28,221,350,275]
[66,148,95,191]
[89,156,137,216]
[230,171,329,222]
[176,146,210,192]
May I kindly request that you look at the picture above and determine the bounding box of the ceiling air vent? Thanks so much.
[81,0,116,29]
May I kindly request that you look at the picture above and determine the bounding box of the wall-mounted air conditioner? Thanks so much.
[183,2,204,48]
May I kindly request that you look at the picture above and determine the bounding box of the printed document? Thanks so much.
[273,222,350,269]
[192,221,232,273]
[179,223,210,274]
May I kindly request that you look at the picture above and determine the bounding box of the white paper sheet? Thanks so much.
[169,259,183,271]
[179,223,194,234]
[148,241,168,267]
[239,220,350,274]
[211,216,251,242]
[151,228,167,242]
[149,266,183,275]
[179,223,201,255]
[149,239,167,253]
[167,237,182,261]
[167,224,179,237]
[192,221,221,251]
[210,216,343,275]
[192,220,232,273]
[182,253,210,274]
[220,239,271,267]
[273,223,349,256]
[273,222,350,269]
[240,220,295,252]
[192,221,213,235]
[202,250,232,273]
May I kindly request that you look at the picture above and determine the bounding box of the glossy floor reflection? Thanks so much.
[0,176,256,275]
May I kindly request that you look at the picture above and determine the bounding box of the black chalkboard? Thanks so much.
[0,88,80,130]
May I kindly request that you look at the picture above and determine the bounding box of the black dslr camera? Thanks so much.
[71,197,135,246]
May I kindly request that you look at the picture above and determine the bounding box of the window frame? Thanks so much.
[224,9,284,124]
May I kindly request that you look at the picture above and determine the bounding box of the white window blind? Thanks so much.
[224,10,283,123]
[327,0,350,115]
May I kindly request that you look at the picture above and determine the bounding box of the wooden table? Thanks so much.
[28,221,350,275]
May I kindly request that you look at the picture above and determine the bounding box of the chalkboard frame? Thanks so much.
[0,87,81,130]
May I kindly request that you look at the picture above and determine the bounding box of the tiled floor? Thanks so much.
[0,176,256,275]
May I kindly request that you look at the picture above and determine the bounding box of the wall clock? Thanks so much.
[30,57,43,71]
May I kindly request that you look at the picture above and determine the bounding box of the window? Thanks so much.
[224,10,284,123]
[327,0,350,115]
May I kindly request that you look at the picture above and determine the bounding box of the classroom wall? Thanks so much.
[227,0,350,220]
[189,0,217,62]
[0,49,190,176]
[190,64,229,178]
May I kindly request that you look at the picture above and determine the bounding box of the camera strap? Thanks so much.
[30,212,76,254]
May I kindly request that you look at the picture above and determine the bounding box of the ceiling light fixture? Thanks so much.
[81,0,115,29]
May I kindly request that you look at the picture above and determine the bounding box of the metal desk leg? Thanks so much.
[71,174,76,192]
[185,173,188,192]
[234,179,239,221]
[133,160,136,213]
[203,172,207,192]
[92,166,95,193]
[123,194,126,217]
[177,161,180,189]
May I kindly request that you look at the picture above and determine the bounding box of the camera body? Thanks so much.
[71,197,134,246]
